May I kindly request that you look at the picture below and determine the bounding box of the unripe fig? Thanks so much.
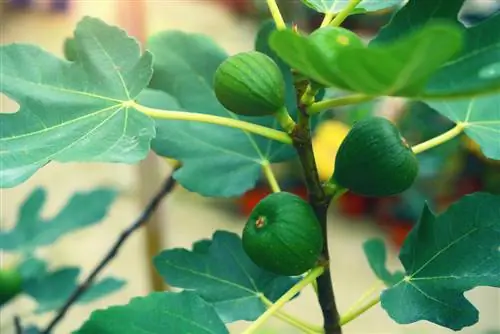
[0,267,22,306]
[332,117,419,197]
[242,192,323,276]
[214,51,286,116]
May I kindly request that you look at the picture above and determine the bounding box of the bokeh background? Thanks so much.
[1,1,499,333]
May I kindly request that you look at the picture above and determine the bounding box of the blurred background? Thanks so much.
[0,0,499,333]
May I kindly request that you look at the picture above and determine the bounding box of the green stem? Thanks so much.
[344,280,384,314]
[275,106,296,133]
[339,295,381,326]
[243,267,325,334]
[320,12,336,28]
[261,297,323,333]
[266,0,286,30]
[131,102,292,145]
[411,123,465,154]
[329,0,363,27]
[262,161,281,193]
[300,85,319,107]
[307,94,373,115]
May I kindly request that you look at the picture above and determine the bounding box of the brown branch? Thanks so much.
[292,111,342,334]
[41,173,177,334]
[14,316,22,334]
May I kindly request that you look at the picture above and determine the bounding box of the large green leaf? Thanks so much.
[153,230,299,323]
[381,193,500,330]
[23,266,125,314]
[300,0,402,14]
[0,16,155,188]
[146,29,296,197]
[75,291,228,334]
[0,187,117,253]
[268,27,364,90]
[270,22,463,96]
[425,94,500,160]
[363,238,404,286]
[373,0,500,98]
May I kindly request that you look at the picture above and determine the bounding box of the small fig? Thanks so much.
[332,117,419,197]
[214,51,286,116]
[242,192,323,276]
[0,267,22,306]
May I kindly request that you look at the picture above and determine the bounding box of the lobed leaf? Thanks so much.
[373,0,500,98]
[0,16,155,188]
[75,291,228,334]
[145,24,297,197]
[153,230,300,323]
[0,187,117,253]
[22,265,125,314]
[381,193,500,330]
[425,94,500,160]
[362,238,404,286]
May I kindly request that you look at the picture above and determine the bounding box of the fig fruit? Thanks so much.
[214,51,286,116]
[332,116,419,197]
[0,267,22,306]
[242,192,323,276]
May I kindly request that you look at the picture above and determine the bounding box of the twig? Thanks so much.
[14,316,22,334]
[41,173,177,334]
[291,107,342,334]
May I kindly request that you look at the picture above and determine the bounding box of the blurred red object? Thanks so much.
[237,185,308,216]
[336,192,371,218]
[215,0,253,15]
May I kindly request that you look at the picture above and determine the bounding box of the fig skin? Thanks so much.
[0,267,22,306]
[242,192,323,276]
[332,116,419,197]
[214,51,286,117]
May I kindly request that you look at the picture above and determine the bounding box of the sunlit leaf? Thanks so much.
[154,231,299,323]
[373,0,500,98]
[425,94,500,160]
[381,193,500,330]
[270,22,463,96]
[0,187,117,253]
[301,0,402,14]
[0,16,155,188]
[145,27,296,197]
[75,291,228,334]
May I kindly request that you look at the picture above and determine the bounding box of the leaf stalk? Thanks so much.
[261,296,323,333]
[243,266,325,334]
[262,161,281,193]
[307,94,374,115]
[412,123,465,154]
[339,295,381,326]
[132,102,293,145]
[275,106,296,133]
[266,0,286,30]
[329,0,363,27]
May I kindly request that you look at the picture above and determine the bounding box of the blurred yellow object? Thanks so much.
[463,136,500,165]
[164,158,180,168]
[312,120,351,181]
